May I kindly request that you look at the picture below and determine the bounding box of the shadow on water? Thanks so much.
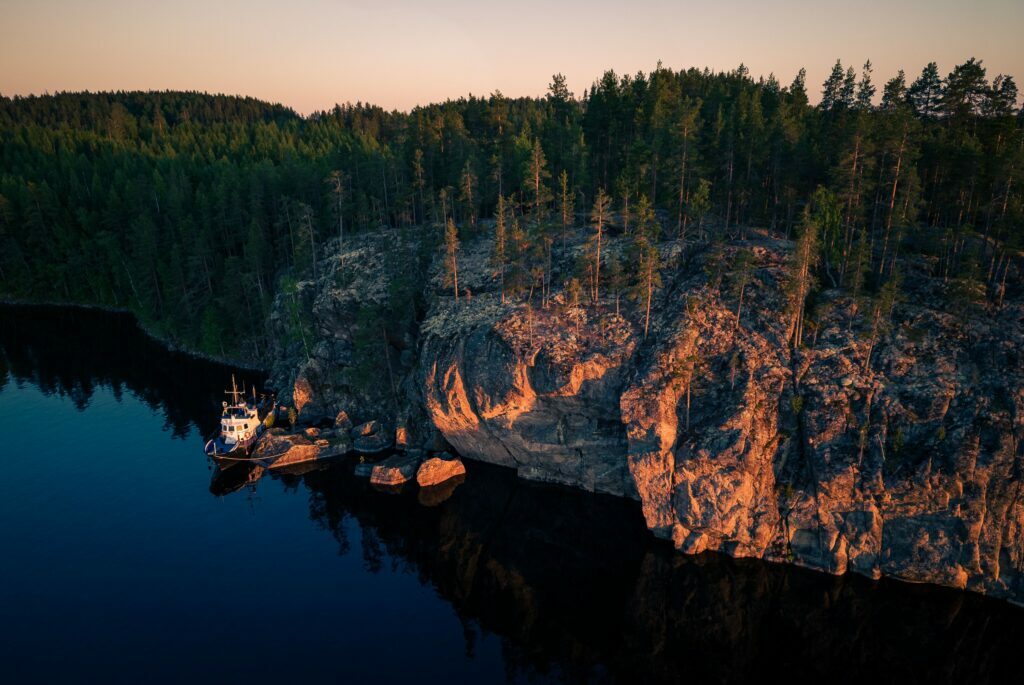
[2,303,1022,683]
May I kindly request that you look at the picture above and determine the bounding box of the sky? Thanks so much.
[1,0,1022,114]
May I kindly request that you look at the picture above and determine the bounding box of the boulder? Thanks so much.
[416,453,467,487]
[353,420,394,454]
[354,420,381,437]
[333,410,353,431]
[395,421,411,448]
[255,433,320,470]
[370,453,422,486]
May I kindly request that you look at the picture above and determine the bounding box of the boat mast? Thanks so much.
[226,374,242,405]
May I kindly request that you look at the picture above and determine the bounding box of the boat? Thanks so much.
[203,375,275,467]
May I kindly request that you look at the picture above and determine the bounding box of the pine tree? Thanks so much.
[558,169,573,251]
[855,60,876,110]
[628,201,662,338]
[589,187,611,301]
[605,252,625,316]
[821,60,846,111]
[881,71,907,110]
[729,248,756,330]
[326,170,346,265]
[523,138,552,228]
[786,207,820,349]
[840,65,857,109]
[459,160,478,231]
[491,195,508,303]
[444,218,460,302]
[862,269,901,372]
[509,212,528,299]
[688,179,712,240]
[411,149,427,222]
[633,194,660,242]
[943,58,989,119]
[984,74,1019,117]
[676,97,703,238]
[907,62,944,118]
[790,68,809,108]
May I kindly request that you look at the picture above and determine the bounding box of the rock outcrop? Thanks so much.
[252,430,351,469]
[416,453,467,487]
[269,225,1024,603]
[413,231,1024,602]
[370,453,422,487]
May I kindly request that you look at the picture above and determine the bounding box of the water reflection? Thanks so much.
[208,459,1019,684]
[0,304,264,438]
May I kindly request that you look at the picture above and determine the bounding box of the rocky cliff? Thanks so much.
[267,225,1024,604]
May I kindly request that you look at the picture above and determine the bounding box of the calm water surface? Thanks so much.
[1,304,1021,684]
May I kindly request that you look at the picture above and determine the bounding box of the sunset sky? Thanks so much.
[2,0,1021,114]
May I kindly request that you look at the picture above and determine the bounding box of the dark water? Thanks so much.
[1,304,1022,684]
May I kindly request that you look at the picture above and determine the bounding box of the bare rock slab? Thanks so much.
[416,453,467,487]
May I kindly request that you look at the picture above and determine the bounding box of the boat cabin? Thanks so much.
[220,401,261,446]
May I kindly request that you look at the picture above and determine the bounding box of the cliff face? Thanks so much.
[420,300,637,496]
[265,229,430,427]
[270,226,1024,603]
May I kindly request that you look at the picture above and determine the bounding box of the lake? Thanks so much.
[0,304,1020,683]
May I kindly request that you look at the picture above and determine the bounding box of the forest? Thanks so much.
[0,59,1020,358]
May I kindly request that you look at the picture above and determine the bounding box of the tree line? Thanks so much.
[0,58,1020,358]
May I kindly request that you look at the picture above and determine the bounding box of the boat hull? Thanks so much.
[204,424,265,467]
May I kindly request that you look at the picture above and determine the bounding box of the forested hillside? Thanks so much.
[0,59,1020,359]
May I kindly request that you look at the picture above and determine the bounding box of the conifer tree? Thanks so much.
[523,138,552,228]
[688,179,712,241]
[327,169,346,264]
[821,60,846,111]
[676,97,703,238]
[786,207,820,349]
[789,68,809,107]
[559,169,573,251]
[881,71,907,110]
[491,195,508,303]
[412,149,426,223]
[907,62,944,118]
[605,252,625,316]
[444,218,460,302]
[862,269,901,372]
[629,197,662,338]
[459,160,478,231]
[855,61,876,110]
[729,248,755,330]
[589,187,611,301]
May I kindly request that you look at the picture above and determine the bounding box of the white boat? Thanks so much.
[203,375,273,466]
